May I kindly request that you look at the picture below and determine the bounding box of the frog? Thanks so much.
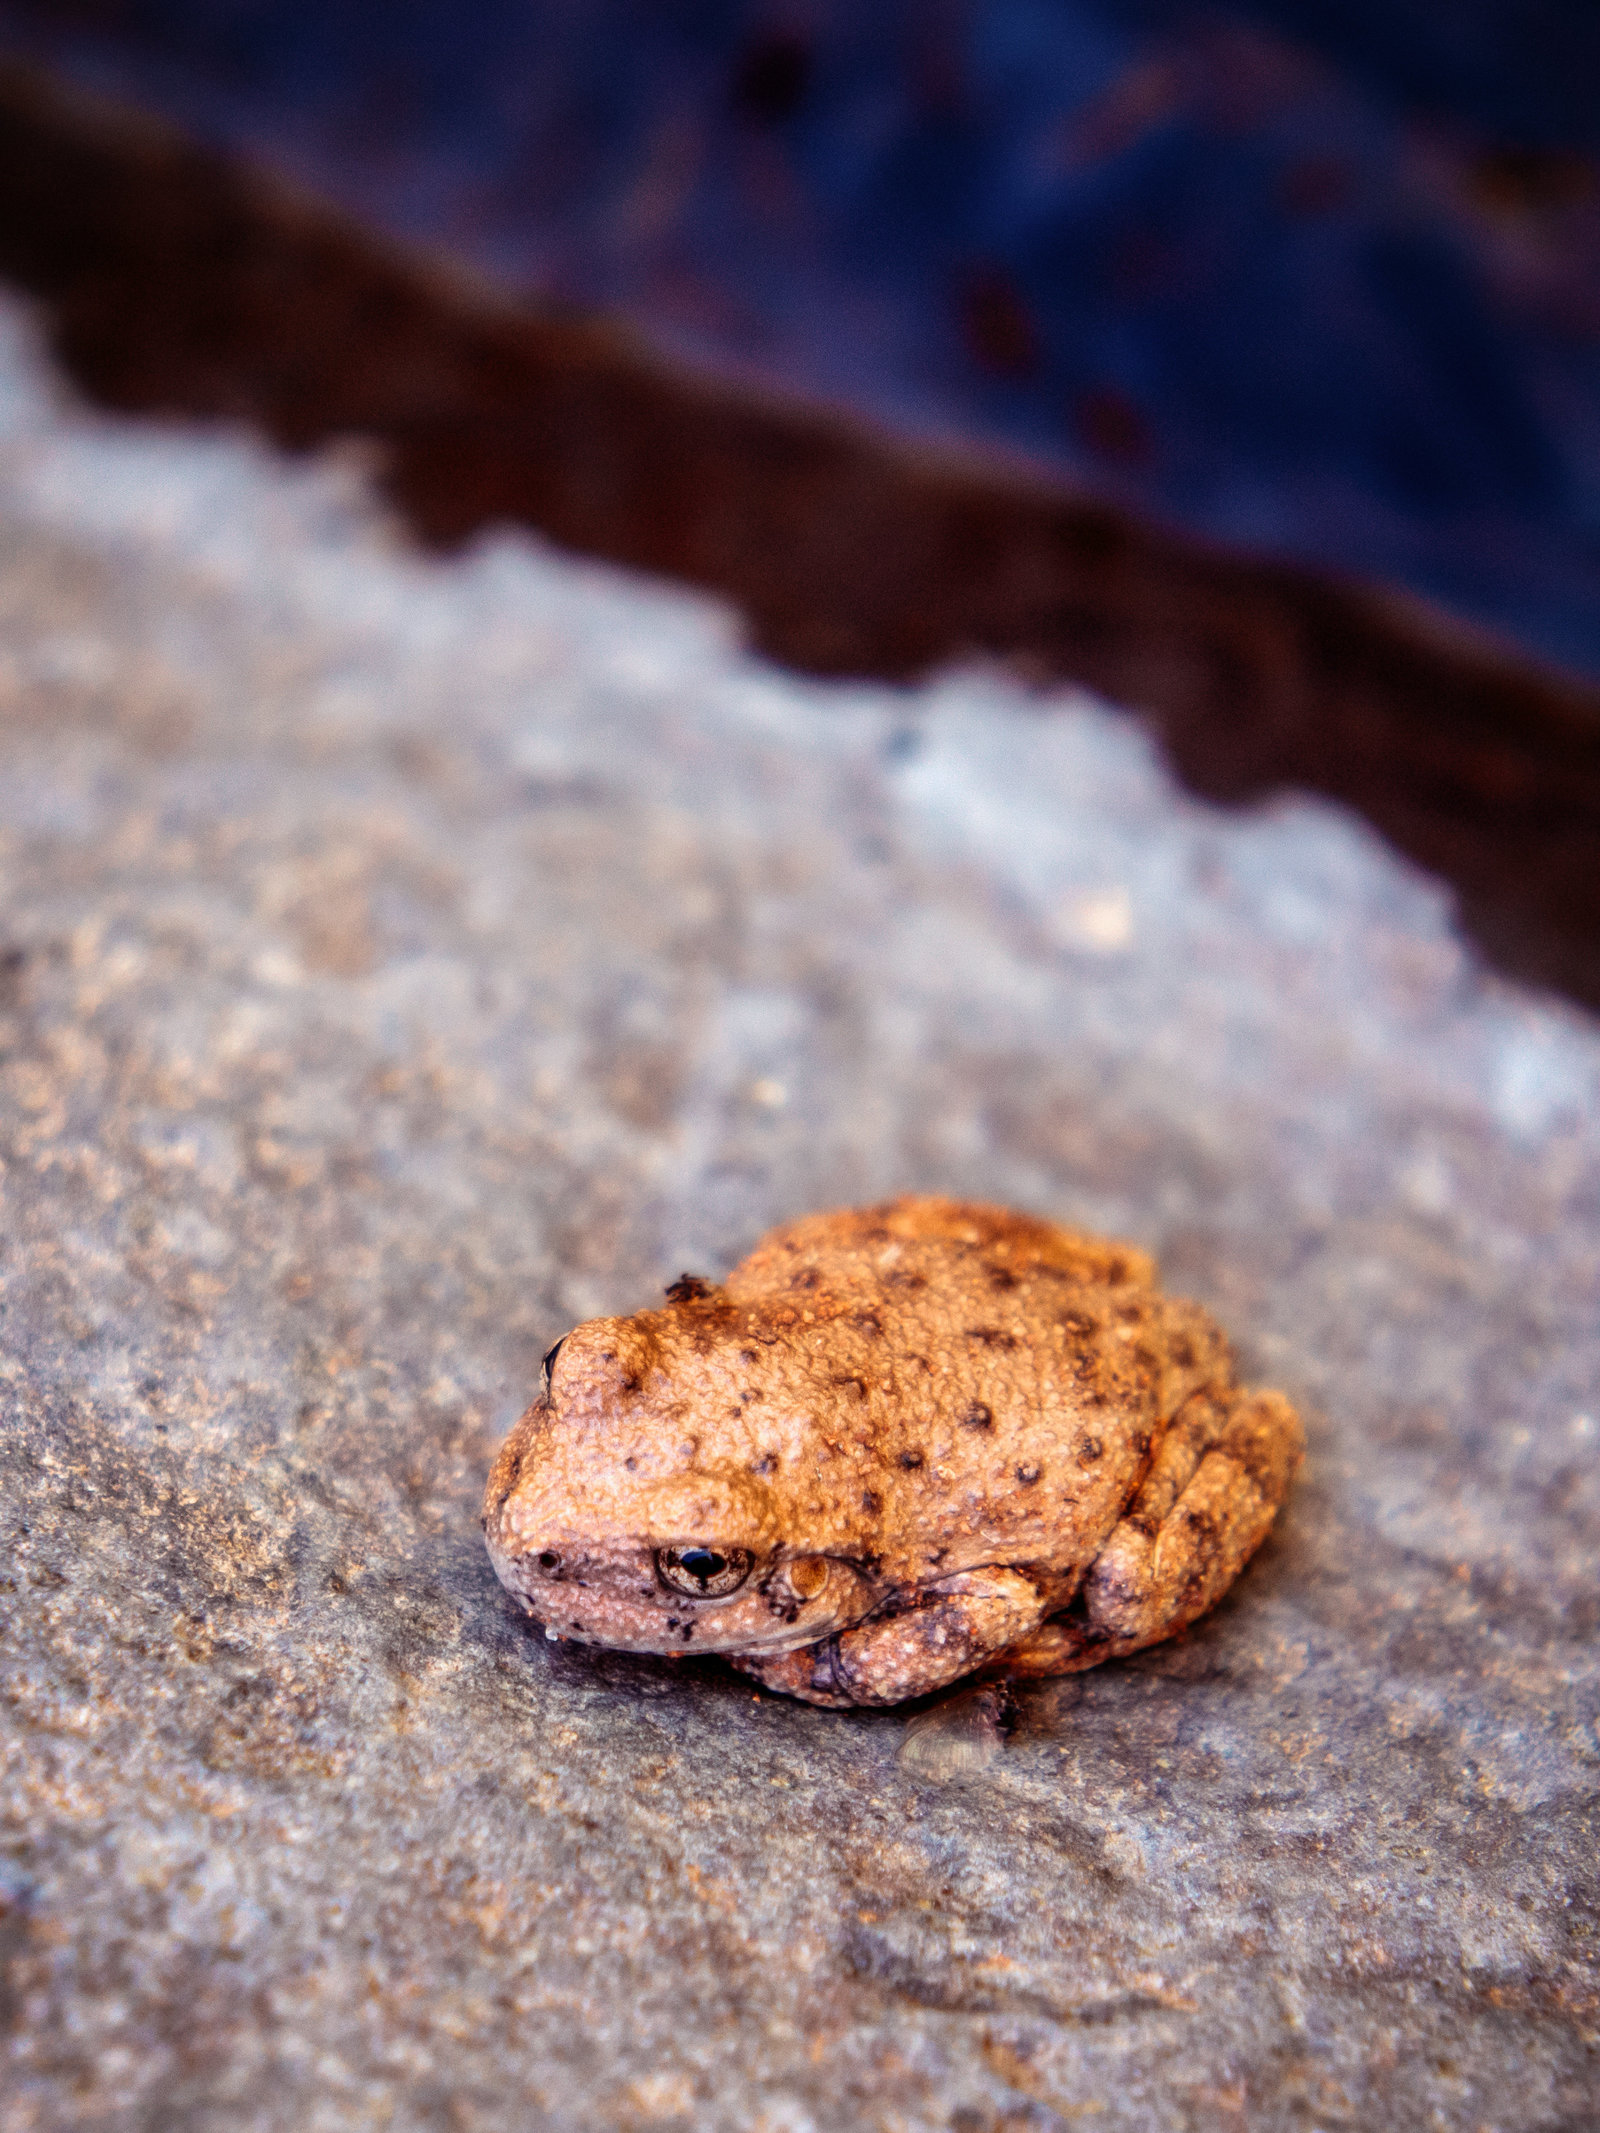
[482,1195,1304,1707]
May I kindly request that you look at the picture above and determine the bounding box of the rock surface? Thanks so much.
[0,294,1595,2131]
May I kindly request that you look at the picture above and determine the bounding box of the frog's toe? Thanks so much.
[726,1642,856,1706]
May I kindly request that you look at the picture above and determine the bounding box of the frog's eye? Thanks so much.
[655,1546,753,1598]
[541,1339,566,1390]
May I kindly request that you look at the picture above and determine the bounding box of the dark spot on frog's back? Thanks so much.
[850,1310,883,1337]
[832,1374,868,1400]
[1077,1437,1104,1466]
[788,1267,821,1291]
[665,1272,714,1303]
[960,1401,993,1431]
[594,1347,649,1392]
[897,1449,925,1470]
[751,1452,778,1475]
[1015,1464,1042,1485]
[965,1326,1018,1349]
[883,1269,926,1291]
[987,1264,1020,1291]
[861,1489,882,1513]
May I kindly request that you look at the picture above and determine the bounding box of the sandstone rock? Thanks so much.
[0,297,1595,2131]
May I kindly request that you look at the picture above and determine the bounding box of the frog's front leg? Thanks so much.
[732,1569,1044,1707]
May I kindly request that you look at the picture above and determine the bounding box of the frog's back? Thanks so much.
[729,1194,1156,1297]
[720,1197,1231,1582]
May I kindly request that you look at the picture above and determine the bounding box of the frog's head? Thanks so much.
[481,1313,874,1657]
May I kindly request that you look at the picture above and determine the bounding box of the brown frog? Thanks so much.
[482,1196,1303,1706]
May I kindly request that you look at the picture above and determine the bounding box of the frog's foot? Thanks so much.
[999,1385,1304,1679]
[731,1569,1044,1708]
[726,1643,858,1707]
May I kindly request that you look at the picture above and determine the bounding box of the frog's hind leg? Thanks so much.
[999,1385,1303,1679]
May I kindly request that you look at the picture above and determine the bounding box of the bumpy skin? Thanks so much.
[482,1196,1303,1707]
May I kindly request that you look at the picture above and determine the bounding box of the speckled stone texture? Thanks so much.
[0,294,1595,2133]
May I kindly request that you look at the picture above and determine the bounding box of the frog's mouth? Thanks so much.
[484,1526,867,1656]
[483,1456,873,1653]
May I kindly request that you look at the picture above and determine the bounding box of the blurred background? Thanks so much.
[2,0,1597,670]
[0,0,1596,994]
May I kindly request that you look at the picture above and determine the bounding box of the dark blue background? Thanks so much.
[5,1,1597,677]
